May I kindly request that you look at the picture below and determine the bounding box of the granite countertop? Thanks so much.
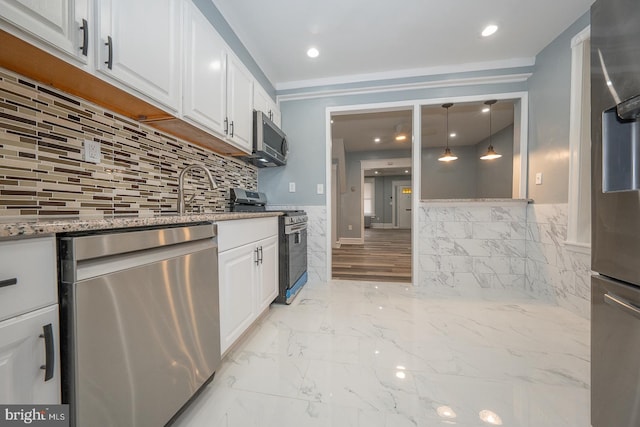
[0,212,282,238]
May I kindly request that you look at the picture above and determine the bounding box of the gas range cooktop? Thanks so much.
[230,188,307,225]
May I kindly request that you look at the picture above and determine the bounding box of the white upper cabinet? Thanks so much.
[183,2,227,136]
[183,1,253,153]
[96,0,181,112]
[253,83,281,127]
[226,56,253,152]
[0,0,90,63]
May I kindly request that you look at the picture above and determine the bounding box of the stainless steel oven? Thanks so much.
[231,188,308,304]
[278,212,308,304]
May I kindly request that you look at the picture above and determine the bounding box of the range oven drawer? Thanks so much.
[592,274,640,427]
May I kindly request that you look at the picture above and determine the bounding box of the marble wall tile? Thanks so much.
[418,202,528,294]
[525,204,591,320]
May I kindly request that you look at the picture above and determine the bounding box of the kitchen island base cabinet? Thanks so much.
[218,217,278,355]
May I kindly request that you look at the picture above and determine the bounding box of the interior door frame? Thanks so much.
[359,158,411,244]
[325,91,529,284]
[391,180,411,228]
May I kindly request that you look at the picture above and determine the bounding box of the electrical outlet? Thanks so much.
[348,224,353,230]
[317,184,324,194]
[535,172,543,185]
[83,139,101,164]
[289,182,296,192]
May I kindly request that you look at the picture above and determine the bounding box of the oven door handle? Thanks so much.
[285,223,307,234]
[604,292,640,320]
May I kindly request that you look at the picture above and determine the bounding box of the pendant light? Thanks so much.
[438,103,458,162]
[480,100,502,160]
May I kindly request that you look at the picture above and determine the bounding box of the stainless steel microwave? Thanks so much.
[241,110,288,167]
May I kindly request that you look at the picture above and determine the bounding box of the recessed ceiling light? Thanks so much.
[395,134,407,141]
[374,137,381,143]
[479,410,503,425]
[374,171,379,174]
[450,133,457,138]
[307,47,319,58]
[330,119,334,124]
[404,170,409,173]
[482,24,498,37]
[482,107,490,113]
[437,406,457,419]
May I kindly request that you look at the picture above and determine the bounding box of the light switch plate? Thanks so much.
[83,139,101,164]
[317,183,324,194]
[535,172,543,185]
[289,182,296,192]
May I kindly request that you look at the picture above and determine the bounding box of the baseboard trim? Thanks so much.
[371,223,394,229]
[339,237,364,245]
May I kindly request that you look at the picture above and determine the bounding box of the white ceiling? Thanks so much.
[212,0,593,89]
[331,100,515,152]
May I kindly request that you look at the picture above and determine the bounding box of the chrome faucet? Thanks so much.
[177,164,218,215]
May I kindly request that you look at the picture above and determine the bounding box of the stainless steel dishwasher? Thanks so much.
[58,223,220,427]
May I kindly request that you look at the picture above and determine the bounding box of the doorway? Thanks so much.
[330,109,413,283]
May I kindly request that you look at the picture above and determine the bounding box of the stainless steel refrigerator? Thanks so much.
[591,0,640,425]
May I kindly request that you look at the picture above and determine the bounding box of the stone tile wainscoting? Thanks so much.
[418,200,528,294]
[526,203,591,319]
[417,200,591,319]
[0,67,257,218]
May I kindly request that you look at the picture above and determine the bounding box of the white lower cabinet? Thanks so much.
[0,304,60,404]
[218,218,278,355]
[0,236,60,404]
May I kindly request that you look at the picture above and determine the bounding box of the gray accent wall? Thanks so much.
[420,125,514,199]
[476,125,514,198]
[421,145,478,199]
[260,79,529,205]
[527,11,590,203]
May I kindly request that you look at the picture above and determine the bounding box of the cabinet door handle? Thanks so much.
[258,246,263,264]
[224,117,229,135]
[254,247,259,265]
[0,278,17,288]
[80,19,89,56]
[230,121,234,137]
[105,35,113,69]
[39,324,55,382]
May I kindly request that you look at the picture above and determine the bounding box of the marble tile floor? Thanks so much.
[174,280,590,427]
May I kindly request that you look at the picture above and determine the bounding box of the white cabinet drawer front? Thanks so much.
[0,237,57,322]
[0,305,61,404]
[218,217,278,252]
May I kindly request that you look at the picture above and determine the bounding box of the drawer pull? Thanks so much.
[39,324,55,382]
[604,292,640,320]
[0,278,17,288]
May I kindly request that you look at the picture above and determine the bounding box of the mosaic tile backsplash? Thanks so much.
[0,68,257,218]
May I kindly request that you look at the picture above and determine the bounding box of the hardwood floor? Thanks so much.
[332,228,412,283]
